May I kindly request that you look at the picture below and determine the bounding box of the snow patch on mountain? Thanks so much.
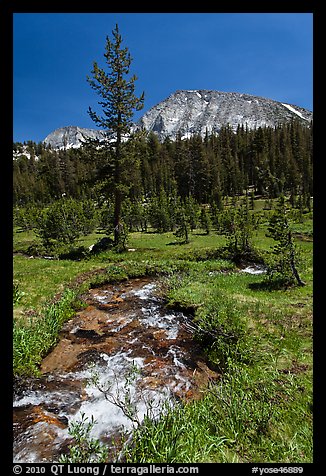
[281,103,307,120]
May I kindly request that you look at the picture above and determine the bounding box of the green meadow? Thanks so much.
[13,209,313,463]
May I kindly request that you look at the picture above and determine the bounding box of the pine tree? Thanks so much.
[266,195,305,286]
[199,207,212,235]
[226,197,254,258]
[174,207,190,244]
[87,24,144,248]
[147,189,171,233]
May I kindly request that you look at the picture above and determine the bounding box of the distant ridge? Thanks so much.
[43,126,106,150]
[42,90,313,149]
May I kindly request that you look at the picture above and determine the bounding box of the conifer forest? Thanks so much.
[14,119,312,224]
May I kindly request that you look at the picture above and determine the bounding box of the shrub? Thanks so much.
[59,414,108,463]
[194,297,250,370]
[35,198,98,251]
[14,205,40,231]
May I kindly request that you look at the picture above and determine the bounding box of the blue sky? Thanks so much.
[13,13,313,143]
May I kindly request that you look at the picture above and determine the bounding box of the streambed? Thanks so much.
[13,277,218,463]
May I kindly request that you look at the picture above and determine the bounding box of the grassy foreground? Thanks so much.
[125,262,312,462]
[13,222,313,463]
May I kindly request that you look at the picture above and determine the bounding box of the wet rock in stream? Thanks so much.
[13,277,218,463]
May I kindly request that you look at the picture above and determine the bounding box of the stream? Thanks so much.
[13,277,218,463]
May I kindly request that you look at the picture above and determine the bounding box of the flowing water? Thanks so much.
[13,278,218,463]
[240,264,266,275]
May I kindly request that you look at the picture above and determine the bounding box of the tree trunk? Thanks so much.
[113,120,123,246]
[288,231,306,286]
[113,188,122,245]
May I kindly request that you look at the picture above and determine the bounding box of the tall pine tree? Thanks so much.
[87,24,144,247]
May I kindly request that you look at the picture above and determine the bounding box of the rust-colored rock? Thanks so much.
[32,406,66,429]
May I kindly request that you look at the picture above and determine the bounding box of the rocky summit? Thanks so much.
[43,90,313,149]
[137,90,312,140]
[43,126,106,150]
